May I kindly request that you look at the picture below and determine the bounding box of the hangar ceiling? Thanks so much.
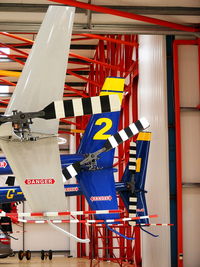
[0,0,199,33]
[0,0,199,150]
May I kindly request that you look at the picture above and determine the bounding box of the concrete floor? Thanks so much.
[0,256,132,266]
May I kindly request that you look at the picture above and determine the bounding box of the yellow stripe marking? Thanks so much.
[137,132,152,141]
[136,158,141,173]
[0,70,21,77]
[100,77,125,103]
[70,129,85,133]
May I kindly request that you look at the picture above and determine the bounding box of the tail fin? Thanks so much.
[77,77,124,168]
[100,77,124,102]
[120,132,151,224]
[76,77,124,220]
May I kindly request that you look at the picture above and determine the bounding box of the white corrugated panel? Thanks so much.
[178,44,200,267]
[138,35,170,267]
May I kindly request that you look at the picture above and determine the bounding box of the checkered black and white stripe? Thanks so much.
[104,118,149,151]
[129,196,137,226]
[62,162,81,180]
[42,95,120,120]
[128,142,137,226]
[129,141,136,172]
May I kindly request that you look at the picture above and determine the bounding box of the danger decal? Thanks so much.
[65,187,79,192]
[0,161,7,168]
[90,196,112,202]
[25,179,55,185]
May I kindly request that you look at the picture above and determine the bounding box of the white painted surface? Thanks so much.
[178,44,200,266]
[178,45,199,107]
[181,112,200,183]
[5,6,75,135]
[138,35,170,267]
[1,6,75,252]
[0,137,67,212]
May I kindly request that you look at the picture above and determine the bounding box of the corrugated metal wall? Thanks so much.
[138,35,171,267]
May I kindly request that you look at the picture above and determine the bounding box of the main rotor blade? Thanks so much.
[5,6,75,135]
[41,95,121,120]
[62,118,150,180]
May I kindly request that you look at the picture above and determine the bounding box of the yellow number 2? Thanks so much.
[93,118,112,140]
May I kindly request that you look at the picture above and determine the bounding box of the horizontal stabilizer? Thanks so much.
[120,132,151,224]
[77,169,119,220]
[0,137,67,212]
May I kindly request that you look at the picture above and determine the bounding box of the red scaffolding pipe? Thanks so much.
[0,78,16,87]
[0,50,25,65]
[50,0,199,33]
[0,32,33,44]
[77,33,138,47]
[0,42,29,57]
[70,52,123,71]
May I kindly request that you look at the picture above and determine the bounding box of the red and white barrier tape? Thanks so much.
[138,223,174,226]
[0,209,122,218]
[11,214,158,224]
[95,223,173,227]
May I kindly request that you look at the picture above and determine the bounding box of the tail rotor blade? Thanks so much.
[41,94,121,120]
[62,162,81,180]
[128,141,137,226]
[103,118,149,151]
[62,118,150,180]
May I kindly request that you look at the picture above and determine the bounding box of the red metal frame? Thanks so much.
[50,0,199,33]
[73,34,139,265]
[76,33,138,47]
[173,38,200,267]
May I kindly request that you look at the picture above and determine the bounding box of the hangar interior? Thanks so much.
[0,1,199,267]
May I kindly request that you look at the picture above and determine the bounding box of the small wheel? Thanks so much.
[48,250,53,260]
[26,250,31,260]
[41,250,45,260]
[18,250,24,260]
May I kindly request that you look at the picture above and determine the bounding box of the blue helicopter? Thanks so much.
[0,75,151,229]
[0,5,151,247]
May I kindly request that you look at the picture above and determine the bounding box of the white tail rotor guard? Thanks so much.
[47,220,90,243]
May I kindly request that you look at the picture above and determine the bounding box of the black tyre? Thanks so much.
[26,250,31,260]
[48,250,53,260]
[18,250,24,260]
[41,250,45,260]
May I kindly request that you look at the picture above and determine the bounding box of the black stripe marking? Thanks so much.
[113,133,123,145]
[135,120,144,131]
[130,145,136,151]
[124,126,134,138]
[129,162,136,167]
[62,168,71,180]
[82,97,92,115]
[100,95,111,113]
[63,100,74,117]
[62,162,81,180]
[104,140,113,151]
[72,162,81,173]
[42,102,56,119]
